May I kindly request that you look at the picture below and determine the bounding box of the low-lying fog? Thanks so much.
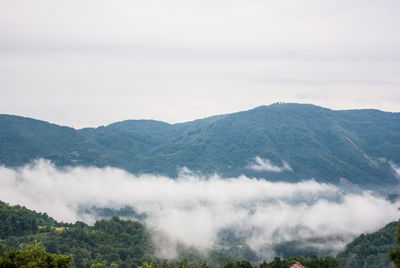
[0,159,398,259]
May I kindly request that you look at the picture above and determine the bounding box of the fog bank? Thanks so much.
[0,159,398,258]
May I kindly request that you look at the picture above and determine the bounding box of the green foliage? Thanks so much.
[390,247,400,268]
[0,204,154,268]
[1,104,399,188]
[337,221,399,268]
[389,222,400,267]
[0,201,240,268]
[0,114,83,167]
[0,242,72,267]
[0,200,57,239]
[272,235,349,260]
[139,260,156,268]
[151,259,209,268]
[258,255,339,268]
[90,263,107,268]
[142,257,340,268]
[222,259,253,268]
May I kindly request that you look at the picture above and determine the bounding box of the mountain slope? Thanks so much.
[337,221,399,268]
[0,114,84,166]
[0,200,56,239]
[1,103,399,188]
[0,201,155,267]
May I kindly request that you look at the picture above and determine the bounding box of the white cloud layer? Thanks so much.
[247,157,293,172]
[0,159,398,258]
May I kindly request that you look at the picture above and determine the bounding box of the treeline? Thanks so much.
[0,247,339,268]
[0,217,154,267]
[0,201,154,267]
[337,221,400,267]
[0,200,57,238]
[159,257,339,268]
[0,243,72,268]
[1,201,399,268]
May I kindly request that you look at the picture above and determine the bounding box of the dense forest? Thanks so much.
[1,103,400,188]
[1,201,399,268]
[337,221,400,267]
[0,201,154,267]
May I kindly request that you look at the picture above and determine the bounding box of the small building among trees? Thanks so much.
[290,263,305,268]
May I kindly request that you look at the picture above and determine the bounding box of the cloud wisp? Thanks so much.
[0,159,398,258]
[247,157,293,172]
[390,162,400,179]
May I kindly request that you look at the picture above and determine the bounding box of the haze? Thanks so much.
[1,0,400,128]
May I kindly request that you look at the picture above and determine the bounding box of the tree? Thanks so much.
[222,260,253,268]
[0,243,72,268]
[139,260,156,268]
[91,263,107,268]
[390,223,400,267]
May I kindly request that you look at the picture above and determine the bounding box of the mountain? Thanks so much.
[337,220,399,268]
[1,103,399,188]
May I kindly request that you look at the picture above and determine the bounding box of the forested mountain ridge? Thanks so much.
[337,220,400,268]
[1,103,399,188]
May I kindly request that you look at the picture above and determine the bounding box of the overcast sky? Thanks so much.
[1,0,399,128]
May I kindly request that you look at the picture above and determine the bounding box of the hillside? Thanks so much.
[0,201,155,267]
[0,201,342,268]
[1,103,399,188]
[337,221,400,268]
[2,201,398,268]
[0,200,57,239]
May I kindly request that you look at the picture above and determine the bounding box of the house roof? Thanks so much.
[290,263,305,268]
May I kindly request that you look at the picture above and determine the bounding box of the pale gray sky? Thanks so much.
[1,0,399,128]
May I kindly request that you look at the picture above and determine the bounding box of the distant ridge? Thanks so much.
[1,103,399,188]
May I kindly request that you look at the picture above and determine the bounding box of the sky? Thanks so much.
[1,0,400,128]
